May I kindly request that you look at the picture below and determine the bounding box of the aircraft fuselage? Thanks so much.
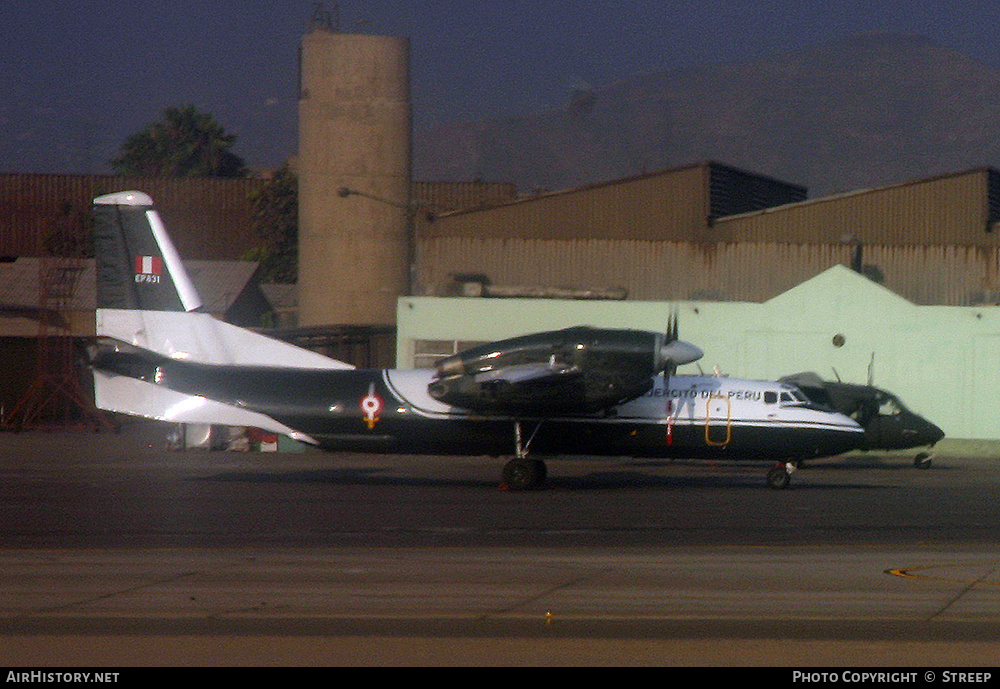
[94,352,864,462]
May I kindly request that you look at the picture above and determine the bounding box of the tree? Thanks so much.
[110,105,247,177]
[245,163,298,284]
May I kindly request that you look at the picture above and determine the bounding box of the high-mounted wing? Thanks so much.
[427,324,702,415]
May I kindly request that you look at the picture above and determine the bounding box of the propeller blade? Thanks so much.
[666,309,678,343]
[657,308,703,374]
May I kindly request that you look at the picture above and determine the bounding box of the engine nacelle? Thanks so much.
[428,326,681,415]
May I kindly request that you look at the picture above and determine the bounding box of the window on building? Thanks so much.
[412,339,486,369]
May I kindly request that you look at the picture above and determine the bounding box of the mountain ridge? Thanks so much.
[413,34,1000,197]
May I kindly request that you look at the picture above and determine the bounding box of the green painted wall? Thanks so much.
[397,265,1000,440]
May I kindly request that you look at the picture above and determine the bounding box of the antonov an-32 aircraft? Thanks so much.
[89,191,865,490]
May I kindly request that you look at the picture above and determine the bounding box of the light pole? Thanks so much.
[337,186,418,296]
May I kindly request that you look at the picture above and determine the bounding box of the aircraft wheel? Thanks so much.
[914,452,932,469]
[766,465,791,490]
[502,458,546,491]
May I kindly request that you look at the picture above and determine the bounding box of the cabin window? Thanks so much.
[764,391,778,404]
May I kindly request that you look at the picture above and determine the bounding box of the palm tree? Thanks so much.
[111,105,247,177]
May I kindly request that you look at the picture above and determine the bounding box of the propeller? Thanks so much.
[656,309,703,376]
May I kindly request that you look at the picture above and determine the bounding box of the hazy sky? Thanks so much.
[5,0,1000,175]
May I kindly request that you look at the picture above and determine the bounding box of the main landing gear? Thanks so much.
[500,421,548,491]
[766,462,796,490]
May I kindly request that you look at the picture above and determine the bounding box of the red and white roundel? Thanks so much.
[360,382,384,430]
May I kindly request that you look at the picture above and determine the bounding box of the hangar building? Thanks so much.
[413,164,1000,307]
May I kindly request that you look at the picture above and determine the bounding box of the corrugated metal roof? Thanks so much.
[412,180,517,212]
[417,161,806,242]
[715,167,1000,246]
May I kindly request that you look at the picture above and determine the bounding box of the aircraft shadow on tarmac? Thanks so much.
[189,455,903,491]
[794,454,956,472]
[193,466,499,489]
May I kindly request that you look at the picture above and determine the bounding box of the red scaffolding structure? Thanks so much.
[2,252,114,432]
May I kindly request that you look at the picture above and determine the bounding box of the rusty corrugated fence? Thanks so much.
[417,237,1000,305]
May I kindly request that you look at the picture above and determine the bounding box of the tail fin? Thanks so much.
[93,190,352,370]
[93,191,202,312]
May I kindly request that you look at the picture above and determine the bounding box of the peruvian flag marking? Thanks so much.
[135,256,162,275]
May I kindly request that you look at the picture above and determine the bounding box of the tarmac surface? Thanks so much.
[2,422,1000,666]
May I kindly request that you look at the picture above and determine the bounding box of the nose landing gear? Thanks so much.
[766,462,796,489]
[501,457,548,491]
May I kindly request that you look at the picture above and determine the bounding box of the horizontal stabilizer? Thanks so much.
[94,370,319,445]
[98,308,354,369]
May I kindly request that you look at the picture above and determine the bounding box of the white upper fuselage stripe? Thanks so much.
[382,370,862,431]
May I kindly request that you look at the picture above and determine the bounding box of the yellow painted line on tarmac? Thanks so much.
[885,562,1000,586]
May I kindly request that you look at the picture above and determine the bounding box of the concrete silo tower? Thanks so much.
[298,20,411,327]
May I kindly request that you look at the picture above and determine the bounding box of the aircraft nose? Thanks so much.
[925,421,945,446]
[908,415,945,446]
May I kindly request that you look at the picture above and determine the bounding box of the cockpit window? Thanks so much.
[878,395,903,416]
[777,387,811,406]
